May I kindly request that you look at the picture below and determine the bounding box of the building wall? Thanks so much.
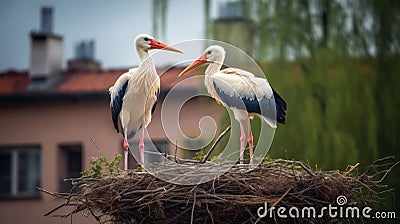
[0,93,224,224]
[0,98,115,223]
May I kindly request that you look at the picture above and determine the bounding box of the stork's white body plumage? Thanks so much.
[109,66,159,138]
[204,67,276,128]
[109,34,182,170]
[179,45,287,164]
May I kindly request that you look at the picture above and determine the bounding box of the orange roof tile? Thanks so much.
[0,66,201,96]
[57,69,123,93]
[0,70,30,94]
[159,67,201,90]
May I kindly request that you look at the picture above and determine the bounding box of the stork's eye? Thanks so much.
[207,50,212,55]
[144,37,149,41]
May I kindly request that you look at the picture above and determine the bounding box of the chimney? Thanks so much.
[29,6,63,87]
[67,39,101,72]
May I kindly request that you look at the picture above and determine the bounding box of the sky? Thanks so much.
[0,0,222,72]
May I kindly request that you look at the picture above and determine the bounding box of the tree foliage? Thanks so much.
[205,0,400,170]
[202,1,400,211]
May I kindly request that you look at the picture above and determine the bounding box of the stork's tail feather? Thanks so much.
[272,88,287,124]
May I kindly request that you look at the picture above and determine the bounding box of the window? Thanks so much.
[0,146,41,198]
[59,144,82,192]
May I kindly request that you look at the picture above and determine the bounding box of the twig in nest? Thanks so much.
[344,163,359,176]
[90,137,102,156]
[201,126,231,163]
[361,156,394,177]
[44,203,67,217]
[190,191,197,224]
[174,140,178,162]
[376,160,400,183]
[255,187,292,224]
[272,159,314,176]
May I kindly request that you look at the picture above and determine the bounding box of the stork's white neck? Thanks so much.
[205,52,225,76]
[205,62,222,76]
[136,47,154,63]
[136,47,157,81]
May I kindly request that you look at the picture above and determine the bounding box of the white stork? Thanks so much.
[109,34,183,170]
[178,45,286,164]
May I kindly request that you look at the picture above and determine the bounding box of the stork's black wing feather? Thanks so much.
[213,81,287,124]
[213,81,276,119]
[272,88,287,124]
[111,80,129,133]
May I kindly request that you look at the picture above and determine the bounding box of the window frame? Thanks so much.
[0,145,42,200]
[58,143,83,193]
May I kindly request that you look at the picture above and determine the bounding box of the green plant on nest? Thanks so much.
[81,153,123,178]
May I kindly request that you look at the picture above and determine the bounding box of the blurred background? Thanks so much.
[0,0,399,223]
[211,1,400,219]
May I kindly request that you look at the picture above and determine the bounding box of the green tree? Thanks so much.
[203,0,399,175]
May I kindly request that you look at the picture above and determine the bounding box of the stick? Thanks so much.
[361,156,394,177]
[44,203,67,217]
[272,159,314,176]
[175,140,178,162]
[37,187,67,199]
[377,160,400,183]
[90,137,102,156]
[190,191,197,224]
[201,126,231,163]
[344,163,359,176]
[255,187,292,224]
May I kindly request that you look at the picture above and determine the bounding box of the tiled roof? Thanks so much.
[0,66,201,96]
[158,67,201,90]
[56,69,124,93]
[0,70,30,94]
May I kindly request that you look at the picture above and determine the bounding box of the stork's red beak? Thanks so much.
[149,39,183,54]
[178,53,208,77]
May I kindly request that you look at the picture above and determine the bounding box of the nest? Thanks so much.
[41,157,398,224]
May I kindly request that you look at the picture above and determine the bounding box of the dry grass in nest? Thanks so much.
[40,156,399,224]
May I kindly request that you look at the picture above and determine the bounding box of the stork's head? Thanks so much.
[203,45,226,63]
[135,34,183,53]
[178,45,225,77]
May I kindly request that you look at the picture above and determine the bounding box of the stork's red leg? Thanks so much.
[139,128,145,165]
[239,122,245,164]
[247,118,253,165]
[123,137,129,171]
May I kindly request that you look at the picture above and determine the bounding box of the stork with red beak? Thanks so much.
[178,45,286,164]
[109,34,183,170]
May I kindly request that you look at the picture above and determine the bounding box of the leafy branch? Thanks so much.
[81,153,122,178]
